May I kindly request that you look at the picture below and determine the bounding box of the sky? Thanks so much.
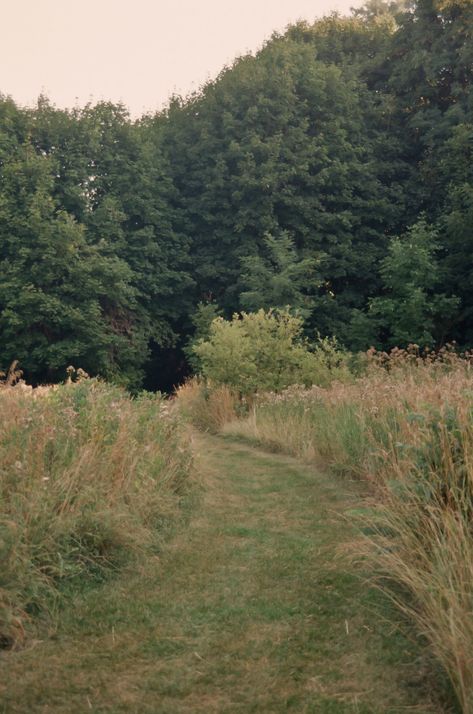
[1,0,362,118]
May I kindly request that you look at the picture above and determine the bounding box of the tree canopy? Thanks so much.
[1,0,472,387]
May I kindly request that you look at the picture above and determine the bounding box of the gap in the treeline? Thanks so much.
[143,342,191,394]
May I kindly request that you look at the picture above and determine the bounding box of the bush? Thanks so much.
[0,377,192,648]
[193,309,350,395]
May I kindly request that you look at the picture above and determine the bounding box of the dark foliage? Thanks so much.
[1,0,471,386]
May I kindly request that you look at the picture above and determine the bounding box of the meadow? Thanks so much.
[3,340,473,712]
[1,0,472,709]
[178,346,473,713]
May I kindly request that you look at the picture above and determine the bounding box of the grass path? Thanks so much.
[1,434,444,713]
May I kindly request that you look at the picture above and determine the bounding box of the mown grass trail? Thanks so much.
[1,434,444,713]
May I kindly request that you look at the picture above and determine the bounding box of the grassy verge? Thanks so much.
[0,377,192,649]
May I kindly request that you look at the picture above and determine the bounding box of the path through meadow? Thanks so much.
[0,434,441,713]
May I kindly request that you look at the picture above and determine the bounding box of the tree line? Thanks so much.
[1,0,472,389]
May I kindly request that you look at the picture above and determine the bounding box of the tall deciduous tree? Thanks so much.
[160,37,398,341]
[239,232,320,318]
[363,220,459,347]
[0,142,144,383]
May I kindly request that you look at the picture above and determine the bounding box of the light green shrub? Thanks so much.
[193,309,350,395]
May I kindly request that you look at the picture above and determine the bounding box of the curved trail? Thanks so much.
[1,434,439,713]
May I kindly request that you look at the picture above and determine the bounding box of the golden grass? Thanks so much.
[174,377,239,433]
[0,376,192,649]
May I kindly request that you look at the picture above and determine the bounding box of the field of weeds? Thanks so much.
[181,347,473,712]
[0,372,192,650]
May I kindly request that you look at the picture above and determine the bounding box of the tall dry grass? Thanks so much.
[217,347,473,712]
[175,377,239,433]
[0,374,192,649]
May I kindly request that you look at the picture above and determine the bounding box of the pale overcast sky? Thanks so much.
[1,0,362,117]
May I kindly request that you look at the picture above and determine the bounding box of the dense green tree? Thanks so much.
[353,0,411,20]
[31,100,194,347]
[388,0,473,208]
[239,232,319,317]
[0,97,193,385]
[358,220,459,348]
[183,301,222,372]
[440,123,473,343]
[384,0,473,345]
[160,37,400,341]
[0,142,145,383]
[2,0,473,385]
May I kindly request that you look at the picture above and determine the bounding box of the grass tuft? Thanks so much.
[175,377,239,433]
